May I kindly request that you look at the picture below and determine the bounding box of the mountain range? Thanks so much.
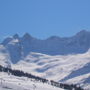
[0,30,90,89]
[1,30,90,63]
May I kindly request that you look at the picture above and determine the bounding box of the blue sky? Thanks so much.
[0,0,90,41]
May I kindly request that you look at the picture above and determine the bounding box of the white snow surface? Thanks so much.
[13,51,90,89]
[0,72,63,90]
[0,45,11,68]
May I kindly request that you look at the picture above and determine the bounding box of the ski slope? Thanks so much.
[0,72,63,90]
[13,51,90,89]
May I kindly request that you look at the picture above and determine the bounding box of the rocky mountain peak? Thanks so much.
[13,34,20,39]
[76,30,90,36]
[22,33,33,40]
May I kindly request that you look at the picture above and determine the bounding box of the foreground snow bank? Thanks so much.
[0,72,64,90]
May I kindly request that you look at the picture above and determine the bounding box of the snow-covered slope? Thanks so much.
[0,30,90,89]
[0,72,63,90]
[1,30,90,63]
[13,51,90,89]
[0,45,11,68]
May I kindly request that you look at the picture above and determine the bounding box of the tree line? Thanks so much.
[0,65,83,90]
